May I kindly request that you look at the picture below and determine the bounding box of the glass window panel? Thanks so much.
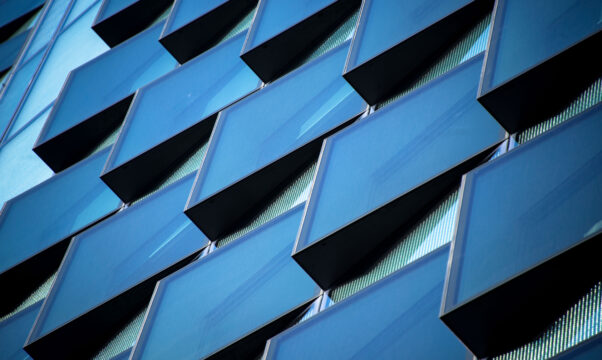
[0,301,42,360]
[96,0,139,23]
[244,0,337,50]
[38,20,177,143]
[0,31,30,73]
[131,205,319,360]
[265,246,469,359]
[104,32,260,171]
[163,0,228,35]
[297,54,505,250]
[28,173,208,341]
[482,0,602,91]
[22,0,71,61]
[347,0,472,69]
[188,40,365,203]
[0,0,44,30]
[0,147,121,276]
[447,105,602,308]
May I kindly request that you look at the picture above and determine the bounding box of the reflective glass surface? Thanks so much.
[265,246,469,359]
[189,41,365,203]
[482,0,602,90]
[448,106,602,308]
[105,32,260,170]
[244,0,336,50]
[23,0,72,61]
[29,173,208,340]
[0,147,121,276]
[0,0,43,29]
[347,0,472,68]
[96,0,139,22]
[0,302,41,360]
[163,0,227,35]
[297,55,504,249]
[0,31,30,73]
[131,205,318,360]
[38,21,176,143]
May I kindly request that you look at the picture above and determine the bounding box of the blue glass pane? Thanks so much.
[38,20,176,143]
[0,301,41,360]
[447,105,602,308]
[482,0,602,90]
[0,0,43,29]
[188,41,365,203]
[104,32,260,170]
[131,205,318,360]
[29,173,208,340]
[163,0,227,35]
[0,147,121,276]
[244,0,336,50]
[96,0,138,22]
[265,246,469,359]
[0,31,30,73]
[23,0,72,61]
[347,0,472,68]
[6,0,109,139]
[556,335,602,360]
[297,55,504,250]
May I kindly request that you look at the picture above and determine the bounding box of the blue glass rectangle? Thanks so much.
[445,104,602,309]
[103,31,260,171]
[481,0,602,91]
[265,245,470,359]
[0,301,41,360]
[187,40,365,204]
[297,54,504,250]
[37,20,177,144]
[28,173,209,341]
[162,0,228,36]
[0,147,121,276]
[346,0,472,69]
[131,205,319,360]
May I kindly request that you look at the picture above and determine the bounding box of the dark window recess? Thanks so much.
[240,0,360,83]
[441,103,602,358]
[477,0,602,133]
[0,0,44,42]
[292,54,505,290]
[343,0,492,105]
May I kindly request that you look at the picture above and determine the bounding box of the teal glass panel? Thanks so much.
[28,173,208,340]
[188,40,365,203]
[104,32,260,170]
[265,246,470,359]
[0,302,41,360]
[297,54,504,250]
[447,104,602,308]
[0,147,121,276]
[38,20,177,143]
[163,0,227,35]
[131,205,318,360]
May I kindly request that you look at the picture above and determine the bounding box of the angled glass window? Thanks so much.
[264,246,470,359]
[186,40,365,238]
[294,54,504,289]
[0,301,42,360]
[34,20,177,172]
[0,147,121,277]
[27,173,208,344]
[0,0,43,40]
[0,31,30,74]
[131,205,319,360]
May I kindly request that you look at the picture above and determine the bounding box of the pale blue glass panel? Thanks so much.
[105,32,260,170]
[38,20,176,142]
[245,0,336,49]
[0,147,121,276]
[29,173,208,340]
[23,0,72,61]
[131,205,318,360]
[0,0,44,30]
[163,0,227,35]
[265,247,469,360]
[449,105,602,307]
[189,41,365,203]
[483,0,602,90]
[0,301,41,360]
[6,0,109,138]
[347,0,472,68]
[96,0,139,22]
[298,55,504,249]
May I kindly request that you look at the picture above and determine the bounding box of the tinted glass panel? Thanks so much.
[23,0,71,61]
[189,41,365,203]
[104,32,260,170]
[448,106,602,308]
[555,335,602,360]
[163,0,227,35]
[29,173,208,340]
[38,21,176,143]
[0,0,43,29]
[244,0,336,50]
[265,246,469,359]
[0,147,121,276]
[0,302,41,360]
[347,0,472,69]
[482,0,602,90]
[96,0,138,22]
[297,55,504,249]
[131,205,318,360]
[0,31,30,73]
